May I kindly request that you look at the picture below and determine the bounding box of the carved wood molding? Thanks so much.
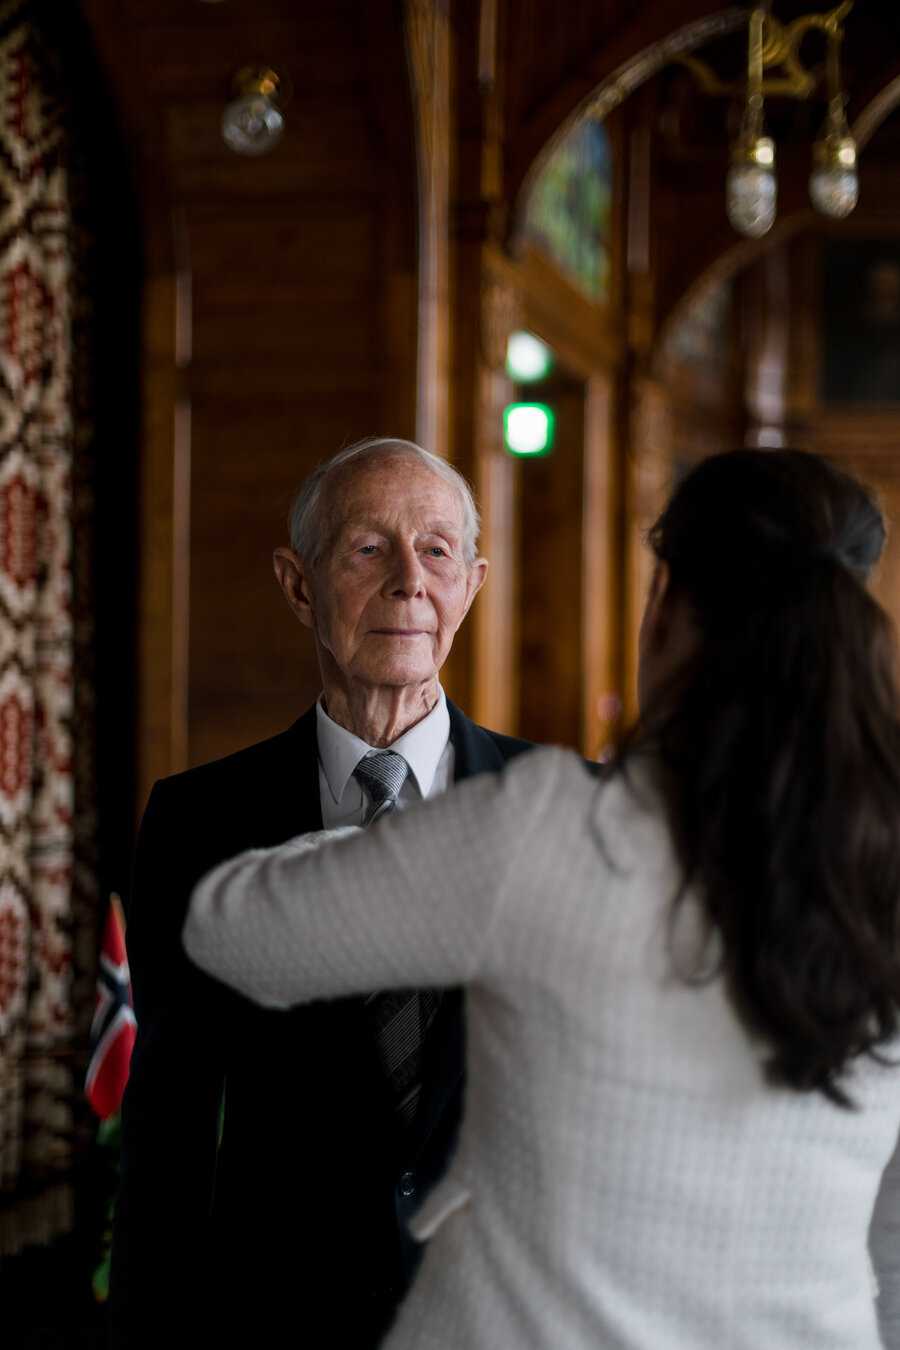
[480,260,522,371]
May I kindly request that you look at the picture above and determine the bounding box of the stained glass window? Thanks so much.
[522,118,612,303]
[662,278,733,376]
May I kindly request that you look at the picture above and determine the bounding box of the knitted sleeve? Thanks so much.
[871,1121,900,1348]
[183,746,572,1007]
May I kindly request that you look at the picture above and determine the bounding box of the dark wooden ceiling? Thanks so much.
[75,0,900,267]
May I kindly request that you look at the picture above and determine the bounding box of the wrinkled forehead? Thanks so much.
[319,452,465,541]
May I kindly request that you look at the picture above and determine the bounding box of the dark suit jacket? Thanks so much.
[109,702,533,1349]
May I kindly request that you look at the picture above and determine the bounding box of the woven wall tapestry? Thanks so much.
[0,0,98,1258]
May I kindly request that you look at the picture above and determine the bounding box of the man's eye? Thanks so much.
[357,545,378,555]
[425,546,446,557]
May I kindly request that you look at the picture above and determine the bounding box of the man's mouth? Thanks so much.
[372,628,428,637]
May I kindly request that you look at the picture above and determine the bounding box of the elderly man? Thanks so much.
[109,438,534,1349]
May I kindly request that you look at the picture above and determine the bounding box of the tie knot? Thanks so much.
[353,751,409,825]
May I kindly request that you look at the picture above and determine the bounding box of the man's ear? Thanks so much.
[458,557,489,628]
[273,548,316,630]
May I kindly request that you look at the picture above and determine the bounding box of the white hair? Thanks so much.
[288,437,481,565]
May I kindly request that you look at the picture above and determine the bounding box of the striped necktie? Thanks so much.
[353,750,441,1130]
[353,749,409,826]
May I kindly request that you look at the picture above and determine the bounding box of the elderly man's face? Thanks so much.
[288,454,486,694]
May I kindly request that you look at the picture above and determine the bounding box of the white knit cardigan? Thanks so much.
[185,747,900,1350]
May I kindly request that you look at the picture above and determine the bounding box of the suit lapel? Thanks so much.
[252,708,401,1144]
[447,699,509,781]
[261,706,324,843]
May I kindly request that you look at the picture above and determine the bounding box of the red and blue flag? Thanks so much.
[85,894,136,1119]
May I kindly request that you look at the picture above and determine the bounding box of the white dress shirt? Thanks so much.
[315,687,454,828]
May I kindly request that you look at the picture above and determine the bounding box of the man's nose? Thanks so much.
[384,544,425,596]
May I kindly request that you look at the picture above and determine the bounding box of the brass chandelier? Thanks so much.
[678,2,857,239]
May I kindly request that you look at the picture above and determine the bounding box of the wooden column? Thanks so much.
[582,374,618,760]
[623,377,672,718]
[448,246,520,729]
[136,269,191,812]
[471,378,519,735]
[442,0,514,719]
[742,245,791,446]
[405,0,453,461]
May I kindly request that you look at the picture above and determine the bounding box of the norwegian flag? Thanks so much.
[86,894,137,1119]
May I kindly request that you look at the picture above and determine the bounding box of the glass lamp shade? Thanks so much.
[809,165,858,218]
[222,93,284,156]
[726,162,777,239]
[809,130,858,220]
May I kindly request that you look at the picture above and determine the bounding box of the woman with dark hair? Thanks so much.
[185,449,900,1350]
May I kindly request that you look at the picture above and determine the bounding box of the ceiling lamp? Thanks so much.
[222,66,286,156]
[725,11,777,238]
[808,12,858,219]
[678,2,856,239]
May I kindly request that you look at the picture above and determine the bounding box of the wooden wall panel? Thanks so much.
[78,0,419,804]
[136,275,189,795]
[185,388,382,768]
[581,374,619,762]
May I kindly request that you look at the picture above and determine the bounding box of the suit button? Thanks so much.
[399,1171,415,1196]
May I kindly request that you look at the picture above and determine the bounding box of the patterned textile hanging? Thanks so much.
[0,0,98,1257]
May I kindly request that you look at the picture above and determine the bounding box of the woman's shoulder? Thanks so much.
[494,744,662,816]
[501,744,663,806]
[498,743,597,796]
[496,746,667,852]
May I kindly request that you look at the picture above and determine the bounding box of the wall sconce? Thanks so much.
[677,2,857,239]
[222,66,287,157]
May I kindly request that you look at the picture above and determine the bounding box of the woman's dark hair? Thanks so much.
[644,448,900,1104]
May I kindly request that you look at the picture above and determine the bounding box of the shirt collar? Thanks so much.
[316,687,451,806]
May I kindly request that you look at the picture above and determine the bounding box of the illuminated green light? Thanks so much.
[505,330,553,382]
[503,403,555,456]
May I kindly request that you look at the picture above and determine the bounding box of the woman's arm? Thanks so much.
[183,747,567,1007]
